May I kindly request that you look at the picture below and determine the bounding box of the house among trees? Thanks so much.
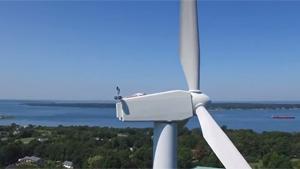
[63,161,73,169]
[37,138,48,142]
[12,129,20,135]
[17,156,43,166]
[117,133,128,137]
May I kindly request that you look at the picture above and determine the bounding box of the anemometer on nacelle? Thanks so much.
[115,89,210,122]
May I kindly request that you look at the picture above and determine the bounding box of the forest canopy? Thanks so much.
[0,124,299,169]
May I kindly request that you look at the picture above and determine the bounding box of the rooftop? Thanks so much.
[63,161,73,166]
[18,156,41,162]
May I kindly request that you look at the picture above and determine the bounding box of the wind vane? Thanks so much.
[114,86,122,100]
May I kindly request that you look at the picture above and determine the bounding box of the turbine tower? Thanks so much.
[115,0,252,168]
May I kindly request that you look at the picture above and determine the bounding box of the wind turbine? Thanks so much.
[115,0,252,168]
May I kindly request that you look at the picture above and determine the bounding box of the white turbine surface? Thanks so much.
[179,0,251,168]
[196,106,252,169]
[153,122,177,169]
[180,0,200,90]
[116,0,252,168]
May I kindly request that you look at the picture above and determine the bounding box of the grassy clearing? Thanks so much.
[18,137,35,144]
[291,158,300,169]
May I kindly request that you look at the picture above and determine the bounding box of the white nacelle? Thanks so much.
[116,90,193,121]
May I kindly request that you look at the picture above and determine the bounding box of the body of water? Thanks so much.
[0,101,300,132]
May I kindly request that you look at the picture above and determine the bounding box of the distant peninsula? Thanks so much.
[24,102,115,108]
[206,102,300,110]
[23,102,300,110]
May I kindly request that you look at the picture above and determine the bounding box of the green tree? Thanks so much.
[262,152,292,168]
[178,147,192,169]
[87,155,104,168]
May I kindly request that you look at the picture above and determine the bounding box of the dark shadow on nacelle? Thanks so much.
[120,99,130,115]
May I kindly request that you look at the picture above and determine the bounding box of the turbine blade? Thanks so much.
[180,0,200,91]
[195,106,251,169]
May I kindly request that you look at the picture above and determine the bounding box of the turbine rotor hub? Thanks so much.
[190,91,210,109]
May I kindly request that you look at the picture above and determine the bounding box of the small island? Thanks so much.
[0,114,15,119]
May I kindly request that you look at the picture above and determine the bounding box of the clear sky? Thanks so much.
[0,1,300,101]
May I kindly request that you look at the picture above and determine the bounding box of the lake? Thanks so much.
[0,100,300,132]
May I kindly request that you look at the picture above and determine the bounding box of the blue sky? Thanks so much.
[0,1,300,101]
